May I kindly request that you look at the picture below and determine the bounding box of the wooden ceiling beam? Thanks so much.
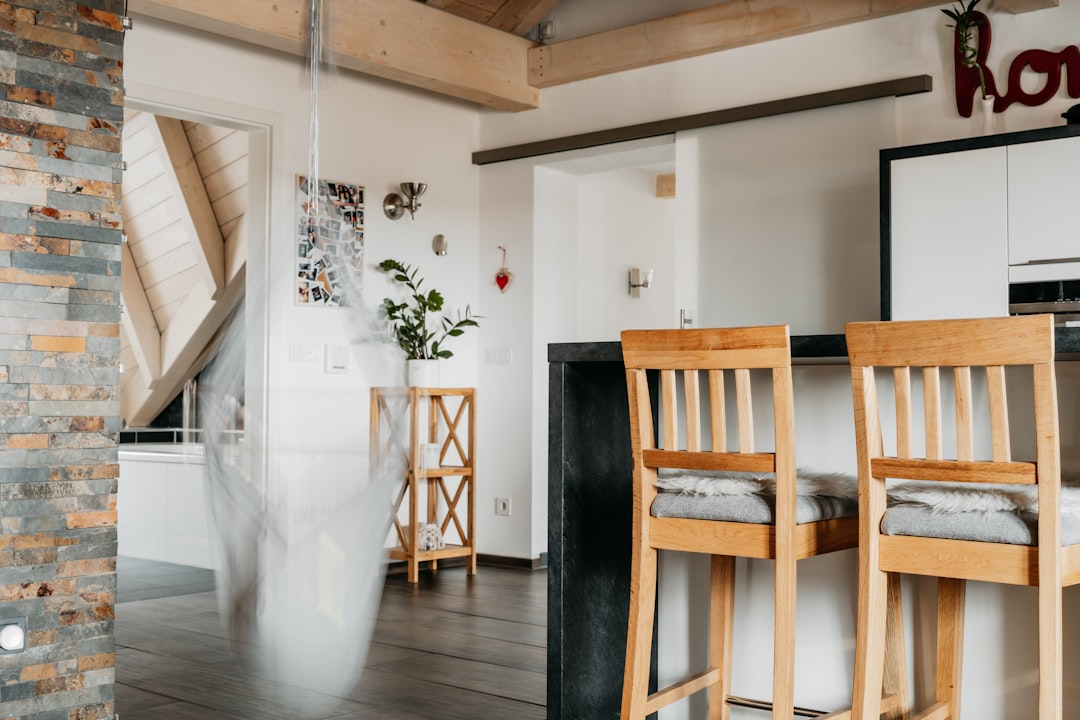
[152,115,227,299]
[489,0,559,35]
[120,241,161,390]
[530,0,949,88]
[423,0,491,24]
[129,0,540,111]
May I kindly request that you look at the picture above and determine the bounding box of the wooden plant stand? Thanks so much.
[371,386,477,583]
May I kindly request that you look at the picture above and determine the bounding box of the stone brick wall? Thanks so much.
[0,1,125,718]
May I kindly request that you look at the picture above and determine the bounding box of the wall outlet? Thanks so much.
[485,347,512,366]
[495,497,511,516]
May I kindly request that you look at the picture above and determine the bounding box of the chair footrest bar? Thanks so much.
[911,702,948,720]
[725,695,828,717]
[725,691,903,719]
[644,668,721,714]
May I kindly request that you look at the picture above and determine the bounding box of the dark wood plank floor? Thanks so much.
[115,560,546,719]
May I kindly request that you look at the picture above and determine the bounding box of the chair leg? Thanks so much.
[621,543,658,720]
[772,548,796,720]
[709,555,735,720]
[851,563,890,720]
[1038,582,1063,720]
[934,578,965,716]
[882,572,909,720]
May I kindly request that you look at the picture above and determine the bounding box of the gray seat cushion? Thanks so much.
[881,478,1080,546]
[650,469,857,525]
[881,505,1080,546]
[651,491,857,525]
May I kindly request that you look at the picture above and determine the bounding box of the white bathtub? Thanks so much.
[118,443,213,569]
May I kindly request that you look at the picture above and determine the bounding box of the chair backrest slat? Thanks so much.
[709,369,726,453]
[894,367,912,458]
[685,370,702,452]
[987,364,1011,462]
[923,366,942,461]
[954,366,974,462]
[735,368,754,453]
[661,369,677,451]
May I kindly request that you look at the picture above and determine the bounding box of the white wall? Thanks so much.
[694,96,895,334]
[125,19,484,547]
[482,5,1079,149]
[475,3,1080,718]
[123,11,1080,710]
[575,168,679,339]
[480,2,1080,568]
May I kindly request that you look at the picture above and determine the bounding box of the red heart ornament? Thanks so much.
[495,269,512,293]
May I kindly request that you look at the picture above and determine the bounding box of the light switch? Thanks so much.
[290,344,320,363]
[485,347,512,366]
[325,344,348,374]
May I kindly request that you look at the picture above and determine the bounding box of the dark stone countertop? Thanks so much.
[550,327,1080,363]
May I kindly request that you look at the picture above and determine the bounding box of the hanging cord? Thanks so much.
[306,0,322,220]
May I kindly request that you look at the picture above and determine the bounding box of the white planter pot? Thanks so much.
[980,95,996,135]
[407,359,441,388]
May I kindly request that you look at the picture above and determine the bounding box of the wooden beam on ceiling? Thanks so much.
[152,115,227,299]
[529,0,950,88]
[489,0,559,35]
[423,0,557,33]
[120,241,161,389]
[424,0,491,24]
[129,0,540,111]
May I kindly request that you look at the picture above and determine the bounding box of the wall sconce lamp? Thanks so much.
[383,182,427,220]
[432,234,448,256]
[629,268,653,298]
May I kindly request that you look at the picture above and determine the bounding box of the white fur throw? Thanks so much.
[404,522,445,551]
[889,477,1080,516]
[655,469,857,499]
[656,469,1080,516]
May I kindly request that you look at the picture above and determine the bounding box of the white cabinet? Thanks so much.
[889,147,1009,320]
[884,126,1080,321]
[1008,135,1080,266]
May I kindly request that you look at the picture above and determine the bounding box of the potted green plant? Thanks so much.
[942,0,989,100]
[377,258,480,386]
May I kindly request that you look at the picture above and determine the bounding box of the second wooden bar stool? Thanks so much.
[620,326,906,720]
[846,315,1077,719]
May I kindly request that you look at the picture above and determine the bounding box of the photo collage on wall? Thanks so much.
[296,175,364,306]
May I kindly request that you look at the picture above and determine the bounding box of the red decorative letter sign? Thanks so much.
[954,12,1080,117]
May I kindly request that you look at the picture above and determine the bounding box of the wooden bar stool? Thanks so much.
[620,326,906,720]
[846,315,1076,720]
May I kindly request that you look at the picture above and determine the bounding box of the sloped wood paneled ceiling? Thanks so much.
[120,112,248,428]
[128,0,1057,112]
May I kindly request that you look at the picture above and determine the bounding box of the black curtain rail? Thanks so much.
[472,74,933,165]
